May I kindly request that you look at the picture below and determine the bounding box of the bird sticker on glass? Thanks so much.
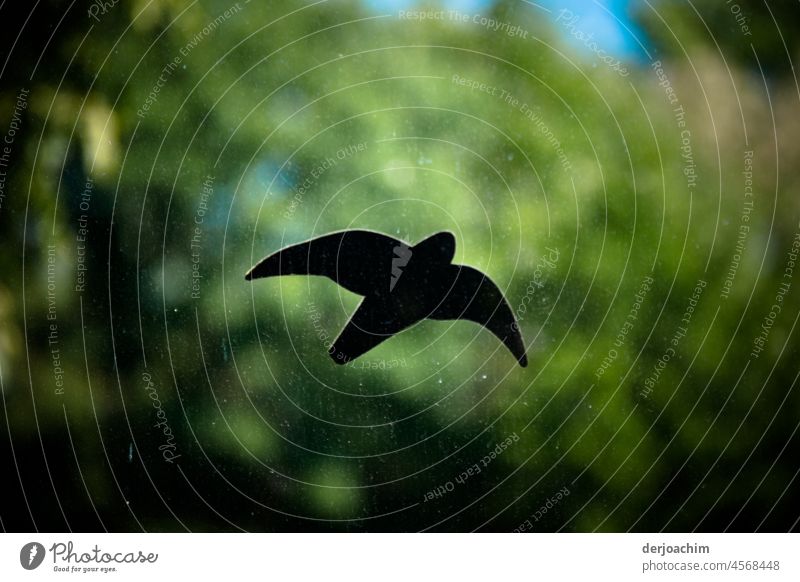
[246,230,527,367]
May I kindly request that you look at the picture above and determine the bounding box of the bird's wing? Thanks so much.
[245,230,402,296]
[328,296,420,364]
[429,265,527,367]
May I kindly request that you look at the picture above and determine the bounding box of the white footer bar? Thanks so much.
[1,533,796,581]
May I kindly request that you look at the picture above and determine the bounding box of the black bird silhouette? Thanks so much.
[245,230,527,367]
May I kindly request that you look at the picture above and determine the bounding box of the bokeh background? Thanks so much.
[1,0,799,532]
